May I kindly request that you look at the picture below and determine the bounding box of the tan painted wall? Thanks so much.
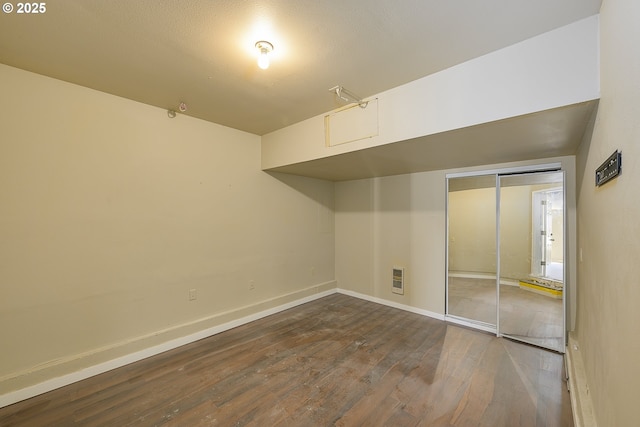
[575,0,640,425]
[499,185,535,280]
[335,157,577,317]
[335,172,447,313]
[448,187,496,275]
[449,184,562,280]
[0,64,335,393]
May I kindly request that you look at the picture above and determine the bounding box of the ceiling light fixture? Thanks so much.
[255,41,274,70]
[329,85,369,108]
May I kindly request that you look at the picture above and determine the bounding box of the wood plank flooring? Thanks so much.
[448,277,564,352]
[0,294,573,426]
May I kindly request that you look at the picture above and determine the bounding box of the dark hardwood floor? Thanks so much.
[448,277,565,352]
[0,294,573,426]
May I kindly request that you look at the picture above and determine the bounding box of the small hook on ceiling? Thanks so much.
[167,102,187,119]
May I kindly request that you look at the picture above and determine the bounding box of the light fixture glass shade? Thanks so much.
[255,41,273,70]
[258,50,270,69]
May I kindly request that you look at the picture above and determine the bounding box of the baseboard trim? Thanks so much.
[448,271,519,287]
[566,335,597,427]
[337,288,445,321]
[0,282,338,409]
[444,315,497,334]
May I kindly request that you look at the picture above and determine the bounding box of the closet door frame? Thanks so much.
[445,162,565,349]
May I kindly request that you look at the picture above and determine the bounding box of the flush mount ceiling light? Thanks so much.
[255,41,274,69]
[329,85,369,108]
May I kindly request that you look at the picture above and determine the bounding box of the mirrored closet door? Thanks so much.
[498,171,565,352]
[446,174,497,330]
[446,168,566,353]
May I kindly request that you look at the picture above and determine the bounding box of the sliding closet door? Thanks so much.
[498,172,565,352]
[447,175,497,328]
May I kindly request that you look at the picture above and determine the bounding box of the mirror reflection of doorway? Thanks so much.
[531,188,564,282]
[446,168,565,353]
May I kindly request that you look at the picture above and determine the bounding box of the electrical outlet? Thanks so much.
[189,289,197,301]
[248,280,255,290]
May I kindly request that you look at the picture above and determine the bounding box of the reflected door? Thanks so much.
[498,172,565,352]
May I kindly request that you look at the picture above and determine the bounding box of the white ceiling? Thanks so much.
[0,0,601,136]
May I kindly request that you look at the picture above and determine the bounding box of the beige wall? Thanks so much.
[335,172,447,313]
[448,187,496,275]
[575,0,640,425]
[449,184,563,280]
[335,157,577,317]
[0,64,335,394]
[499,185,535,280]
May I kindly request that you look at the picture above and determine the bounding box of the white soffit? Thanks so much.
[265,101,598,181]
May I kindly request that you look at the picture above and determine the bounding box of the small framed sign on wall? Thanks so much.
[595,150,622,187]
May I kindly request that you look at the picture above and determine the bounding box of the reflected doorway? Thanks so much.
[531,187,564,282]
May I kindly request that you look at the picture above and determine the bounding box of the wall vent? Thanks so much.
[392,267,405,295]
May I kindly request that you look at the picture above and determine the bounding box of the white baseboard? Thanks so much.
[566,335,597,427]
[337,288,445,321]
[1,285,450,409]
[448,271,496,280]
[448,271,519,287]
[445,315,497,334]
[0,282,337,409]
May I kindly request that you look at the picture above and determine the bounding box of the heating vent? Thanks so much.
[392,267,405,295]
